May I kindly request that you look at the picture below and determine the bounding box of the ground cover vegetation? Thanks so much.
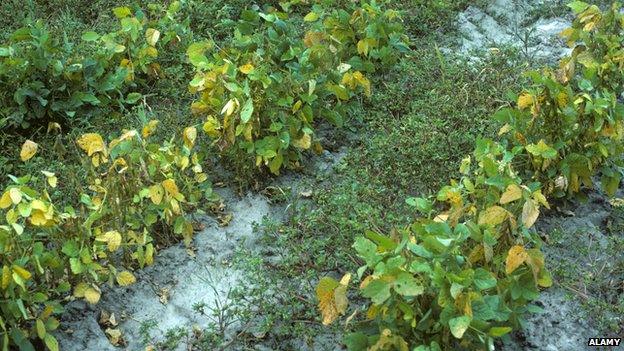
[316,2,624,350]
[0,0,621,350]
[0,0,408,349]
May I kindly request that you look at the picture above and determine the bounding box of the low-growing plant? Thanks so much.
[495,1,624,199]
[187,6,379,178]
[311,0,411,72]
[0,121,217,350]
[318,138,552,350]
[0,2,190,131]
[316,2,624,350]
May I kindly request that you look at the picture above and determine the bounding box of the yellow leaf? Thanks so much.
[41,171,58,188]
[142,120,159,138]
[334,273,351,313]
[12,265,32,280]
[2,265,11,289]
[221,99,236,117]
[73,282,88,298]
[105,328,124,346]
[183,126,197,149]
[162,179,179,197]
[96,231,122,252]
[116,271,136,286]
[505,245,528,275]
[0,191,12,209]
[478,206,508,226]
[30,210,52,227]
[498,123,511,136]
[292,133,311,149]
[20,140,38,161]
[145,28,160,46]
[357,39,369,56]
[84,287,101,304]
[521,199,539,228]
[316,274,350,326]
[517,93,534,110]
[149,184,164,205]
[9,188,22,205]
[239,64,254,74]
[369,329,409,351]
[532,190,550,210]
[76,133,107,157]
[202,116,221,138]
[353,71,371,97]
[500,184,522,204]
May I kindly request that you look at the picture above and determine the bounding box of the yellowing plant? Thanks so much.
[317,2,624,350]
[0,119,217,350]
[187,6,388,177]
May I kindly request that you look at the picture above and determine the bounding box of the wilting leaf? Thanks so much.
[0,191,12,209]
[145,28,160,46]
[84,287,101,304]
[505,245,528,274]
[41,171,58,188]
[162,179,179,197]
[96,231,122,252]
[116,271,136,286]
[20,140,38,161]
[517,93,534,109]
[149,184,164,205]
[183,127,197,149]
[239,64,254,74]
[478,206,508,226]
[316,274,350,325]
[369,329,408,351]
[77,133,106,157]
[500,184,522,204]
[521,199,539,228]
[292,133,311,149]
[142,120,159,138]
[449,316,472,338]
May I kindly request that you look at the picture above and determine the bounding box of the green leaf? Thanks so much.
[353,237,380,267]
[240,98,254,123]
[449,315,472,339]
[36,319,46,339]
[69,258,83,274]
[488,326,512,337]
[473,268,497,290]
[44,334,59,351]
[364,230,396,252]
[81,31,100,41]
[525,140,557,159]
[187,41,213,68]
[344,332,369,351]
[601,173,620,197]
[393,273,424,297]
[361,278,392,305]
[567,1,589,13]
[303,12,319,22]
[125,92,142,104]
[113,6,132,18]
[405,197,432,214]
